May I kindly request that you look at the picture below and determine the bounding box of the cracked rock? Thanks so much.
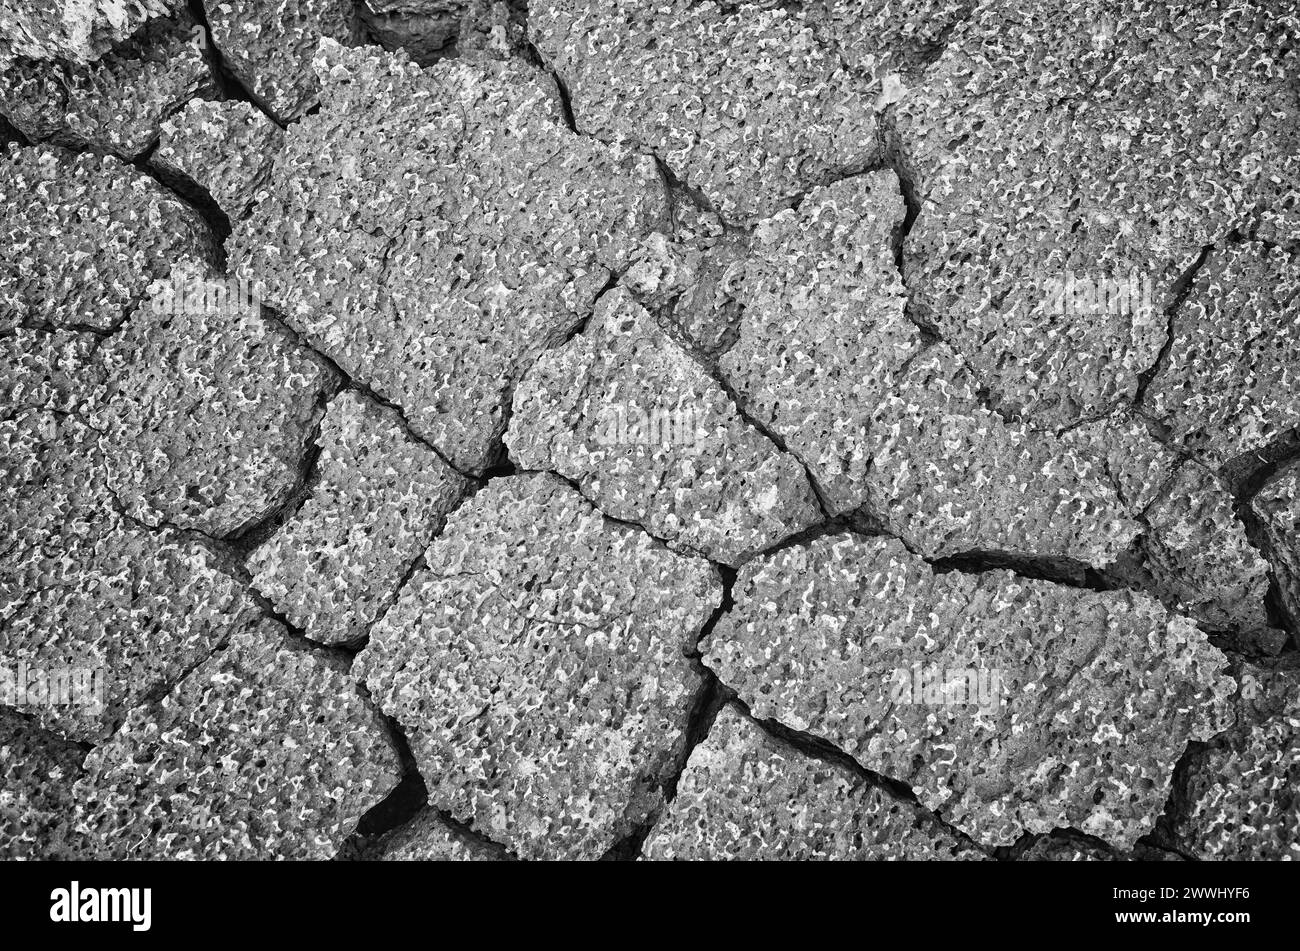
[90,261,336,538]
[1171,664,1299,860]
[0,144,214,332]
[862,345,1138,564]
[708,175,1138,563]
[531,0,975,224]
[507,287,822,566]
[371,806,511,860]
[1255,464,1300,634]
[705,534,1235,848]
[357,0,468,64]
[206,0,357,123]
[0,0,177,68]
[643,705,979,861]
[2,409,268,741]
[356,472,720,860]
[1146,241,1300,468]
[894,0,1300,429]
[531,0,884,225]
[358,0,525,65]
[249,389,470,646]
[73,623,402,859]
[1142,463,1271,632]
[0,711,87,859]
[0,9,211,160]
[716,173,917,515]
[152,98,283,222]
[229,40,667,474]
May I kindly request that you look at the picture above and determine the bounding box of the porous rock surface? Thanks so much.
[531,0,972,224]
[152,98,283,221]
[0,144,214,332]
[508,287,822,565]
[895,0,1300,429]
[229,40,667,475]
[205,0,356,122]
[1255,465,1300,634]
[1,1,1294,863]
[73,623,402,859]
[1,410,267,742]
[0,710,87,859]
[705,535,1235,847]
[356,473,720,859]
[1146,241,1300,468]
[1171,664,1299,861]
[90,260,336,538]
[643,705,978,861]
[249,389,469,646]
[0,9,211,160]
[369,805,511,860]
[0,0,177,67]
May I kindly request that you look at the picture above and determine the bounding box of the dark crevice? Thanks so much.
[731,696,990,858]
[186,0,286,130]
[222,403,331,557]
[258,306,479,481]
[0,113,29,147]
[334,711,430,857]
[143,150,234,251]
[601,665,733,860]
[1133,242,1216,408]
[928,549,1106,591]
[525,466,712,562]
[527,39,577,133]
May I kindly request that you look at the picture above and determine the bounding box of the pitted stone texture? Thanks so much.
[206,0,355,123]
[249,390,469,646]
[360,0,527,69]
[0,145,213,332]
[1,410,266,741]
[808,0,975,81]
[864,346,1137,564]
[508,288,821,566]
[0,10,210,160]
[230,41,667,474]
[1172,665,1299,861]
[1058,413,1178,515]
[895,0,1300,429]
[90,261,335,538]
[706,174,1136,562]
[153,99,283,221]
[1147,242,1300,467]
[717,172,917,514]
[357,473,719,860]
[359,0,466,65]
[0,711,87,859]
[705,535,1235,848]
[373,806,511,860]
[531,1,884,225]
[643,706,978,861]
[73,624,402,859]
[0,0,176,67]
[1143,463,1270,632]
[1059,413,1269,631]
[0,328,105,419]
[1255,465,1300,634]
[1016,837,1179,861]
